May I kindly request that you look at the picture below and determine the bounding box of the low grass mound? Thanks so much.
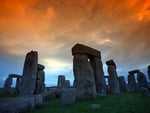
[27,93,150,113]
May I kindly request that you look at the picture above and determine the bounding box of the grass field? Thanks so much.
[26,93,150,113]
[0,89,150,113]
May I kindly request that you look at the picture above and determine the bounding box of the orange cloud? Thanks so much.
[0,0,56,28]
[0,0,149,66]
[137,0,150,21]
[0,0,57,56]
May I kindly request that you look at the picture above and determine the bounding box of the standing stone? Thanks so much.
[57,75,70,89]
[128,74,137,92]
[4,74,22,94]
[90,57,107,96]
[57,75,66,88]
[72,43,106,99]
[73,54,97,100]
[15,76,22,94]
[65,80,70,88]
[19,51,38,96]
[118,76,127,92]
[137,72,149,89]
[57,75,65,88]
[107,65,120,94]
[34,64,45,94]
[3,76,12,94]
[106,59,116,69]
[73,80,77,87]
[148,65,150,80]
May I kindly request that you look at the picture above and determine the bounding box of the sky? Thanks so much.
[0,0,150,87]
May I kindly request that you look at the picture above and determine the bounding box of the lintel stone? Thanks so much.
[72,43,101,58]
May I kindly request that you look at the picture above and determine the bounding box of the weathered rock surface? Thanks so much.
[9,74,22,78]
[37,64,45,70]
[41,91,56,101]
[3,74,22,95]
[107,65,120,94]
[148,65,150,80]
[118,76,127,92]
[65,80,70,88]
[0,94,43,113]
[72,43,101,58]
[2,76,12,94]
[128,74,137,92]
[34,69,45,94]
[137,72,149,89]
[57,75,70,88]
[106,59,116,69]
[90,57,107,96]
[128,69,140,75]
[73,54,97,100]
[60,88,76,105]
[55,88,66,97]
[20,51,38,96]
[15,76,22,94]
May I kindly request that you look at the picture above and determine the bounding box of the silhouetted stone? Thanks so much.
[104,76,109,78]
[15,76,22,94]
[0,94,43,113]
[148,65,150,80]
[72,43,101,58]
[118,76,127,92]
[57,75,65,88]
[106,60,120,94]
[60,88,76,105]
[9,74,21,78]
[107,65,120,94]
[3,76,12,94]
[90,57,107,96]
[73,80,76,87]
[73,54,97,100]
[128,74,137,92]
[106,59,116,69]
[65,80,70,88]
[72,43,107,98]
[57,75,70,88]
[128,69,140,75]
[20,51,38,96]
[137,72,149,89]
[34,68,45,94]
[37,64,45,70]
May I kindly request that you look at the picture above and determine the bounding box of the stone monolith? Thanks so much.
[90,57,107,96]
[19,51,38,96]
[118,76,127,92]
[73,54,97,99]
[128,74,137,92]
